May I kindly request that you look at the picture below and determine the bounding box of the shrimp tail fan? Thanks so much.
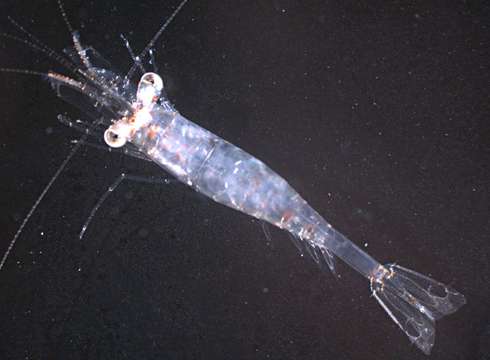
[370,263,466,355]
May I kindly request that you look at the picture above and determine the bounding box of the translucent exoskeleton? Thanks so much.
[0,0,465,355]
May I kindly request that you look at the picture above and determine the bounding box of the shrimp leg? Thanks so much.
[79,174,177,240]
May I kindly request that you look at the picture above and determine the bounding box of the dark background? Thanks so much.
[0,1,488,359]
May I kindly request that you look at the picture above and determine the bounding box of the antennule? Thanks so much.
[125,0,190,80]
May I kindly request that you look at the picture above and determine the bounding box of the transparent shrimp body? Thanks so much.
[105,73,466,354]
[1,0,465,353]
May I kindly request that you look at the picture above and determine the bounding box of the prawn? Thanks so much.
[0,0,465,355]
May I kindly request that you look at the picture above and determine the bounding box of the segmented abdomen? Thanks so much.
[132,107,332,245]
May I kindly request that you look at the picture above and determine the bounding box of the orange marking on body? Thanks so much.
[281,210,294,224]
[303,223,316,239]
[147,125,157,140]
[175,151,182,162]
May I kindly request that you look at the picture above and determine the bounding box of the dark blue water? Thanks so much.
[0,1,488,359]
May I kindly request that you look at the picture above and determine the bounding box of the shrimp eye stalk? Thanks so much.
[104,128,127,148]
[137,72,164,108]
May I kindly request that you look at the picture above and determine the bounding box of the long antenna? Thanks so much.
[3,20,79,73]
[57,0,93,71]
[0,67,50,77]
[0,132,88,271]
[8,16,62,58]
[57,0,75,34]
[125,0,189,80]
